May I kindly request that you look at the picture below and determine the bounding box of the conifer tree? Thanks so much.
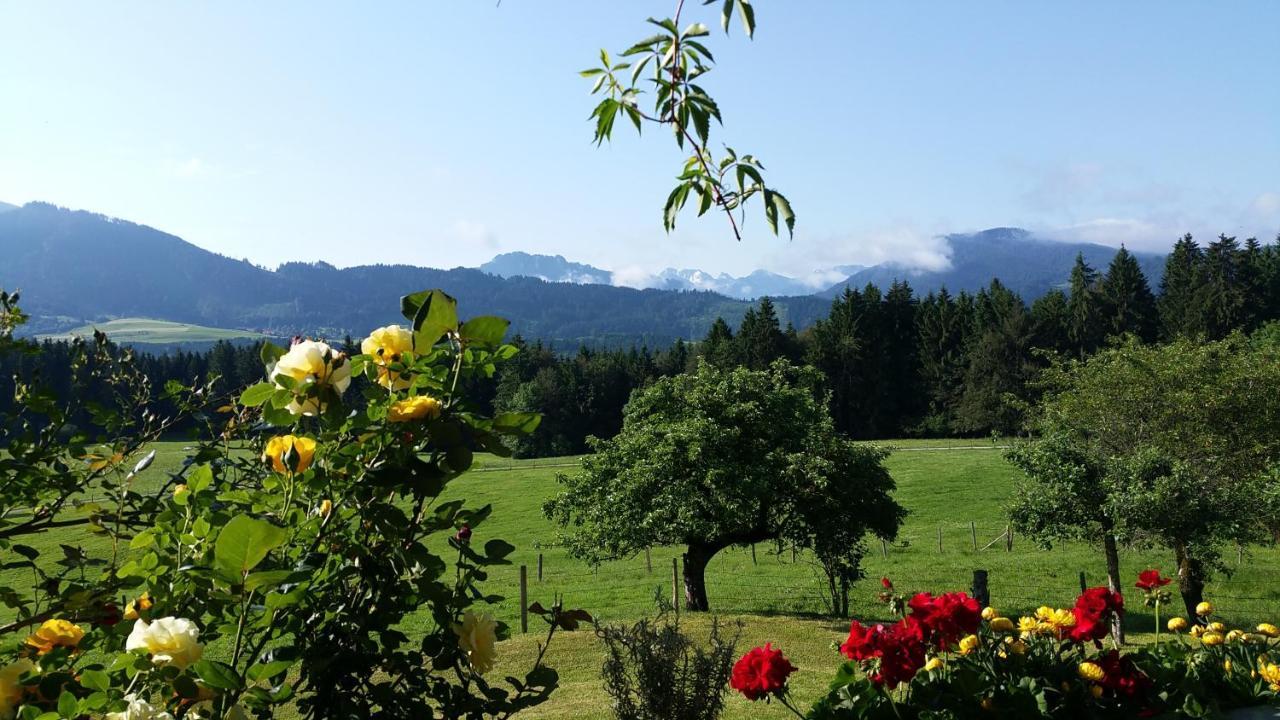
[1099,246,1158,342]
[1067,253,1103,356]
[1158,234,1205,339]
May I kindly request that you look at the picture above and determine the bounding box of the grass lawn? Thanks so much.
[36,317,267,344]
[6,439,1280,719]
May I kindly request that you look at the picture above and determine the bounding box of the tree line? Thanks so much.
[4,233,1278,452]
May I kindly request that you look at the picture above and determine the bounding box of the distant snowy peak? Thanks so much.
[652,268,815,299]
[479,252,612,285]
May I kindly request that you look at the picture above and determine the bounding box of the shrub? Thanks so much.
[596,613,740,720]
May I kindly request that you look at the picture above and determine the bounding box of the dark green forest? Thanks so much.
[4,233,1278,456]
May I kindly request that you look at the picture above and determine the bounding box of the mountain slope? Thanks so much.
[0,203,828,346]
[480,252,612,285]
[0,201,17,214]
[823,228,1165,299]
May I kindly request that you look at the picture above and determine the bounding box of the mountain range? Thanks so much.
[0,201,1168,348]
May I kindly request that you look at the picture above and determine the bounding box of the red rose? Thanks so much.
[1134,569,1171,591]
[1095,650,1154,702]
[730,643,797,701]
[454,525,472,543]
[840,617,927,689]
[906,591,981,649]
[881,577,893,590]
[1068,587,1124,644]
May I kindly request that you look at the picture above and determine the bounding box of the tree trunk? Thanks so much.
[682,543,715,612]
[1102,532,1125,644]
[1175,543,1207,621]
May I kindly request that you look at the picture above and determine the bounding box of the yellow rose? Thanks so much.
[981,607,998,621]
[1167,617,1189,632]
[1226,629,1244,643]
[1201,631,1224,646]
[958,634,980,655]
[1003,637,1029,655]
[1035,606,1076,634]
[989,617,1015,633]
[1078,661,1105,682]
[1260,662,1280,692]
[124,592,153,621]
[1090,685,1104,699]
[1017,616,1040,637]
[361,325,415,390]
[1208,621,1226,633]
[24,618,84,655]
[452,611,497,675]
[388,395,443,423]
[262,435,317,475]
[1190,625,1204,637]
[1224,659,1233,674]
[270,340,351,416]
[1196,601,1214,616]
[924,656,944,672]
[318,499,333,518]
[126,617,204,669]
[1258,623,1280,638]
[105,694,174,720]
[0,659,35,719]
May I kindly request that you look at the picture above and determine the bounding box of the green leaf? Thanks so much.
[681,22,710,38]
[738,0,755,38]
[187,463,214,493]
[78,669,109,692]
[194,659,242,691]
[493,412,542,434]
[771,189,795,238]
[259,341,286,369]
[403,289,459,350]
[460,316,510,347]
[214,515,288,582]
[239,382,276,407]
[57,691,78,717]
[244,569,298,592]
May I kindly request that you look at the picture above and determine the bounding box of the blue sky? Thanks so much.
[2,2,1277,287]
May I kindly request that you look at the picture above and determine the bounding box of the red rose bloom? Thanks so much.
[454,524,472,543]
[1069,587,1124,644]
[1135,569,1171,591]
[881,577,893,589]
[840,617,927,689]
[731,643,797,701]
[907,591,981,649]
[1095,650,1154,702]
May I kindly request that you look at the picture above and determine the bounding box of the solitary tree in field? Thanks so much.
[543,360,904,611]
[1009,336,1280,630]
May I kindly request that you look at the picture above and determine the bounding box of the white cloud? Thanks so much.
[172,157,209,179]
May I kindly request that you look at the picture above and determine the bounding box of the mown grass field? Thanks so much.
[36,317,266,344]
[8,440,1280,719]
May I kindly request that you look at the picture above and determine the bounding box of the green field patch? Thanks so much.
[37,318,267,344]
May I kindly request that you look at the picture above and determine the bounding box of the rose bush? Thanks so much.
[0,288,582,719]
[739,573,1280,719]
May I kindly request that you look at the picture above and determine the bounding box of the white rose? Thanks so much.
[126,617,204,669]
[106,694,175,720]
[270,340,352,416]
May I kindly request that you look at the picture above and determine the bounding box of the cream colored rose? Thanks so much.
[270,340,352,416]
[126,617,205,669]
[361,325,414,390]
[106,694,175,720]
[0,659,35,720]
[452,611,498,675]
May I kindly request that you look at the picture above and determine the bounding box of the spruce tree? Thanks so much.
[736,297,786,370]
[1198,234,1246,339]
[1067,253,1103,356]
[1158,234,1205,339]
[1099,246,1158,342]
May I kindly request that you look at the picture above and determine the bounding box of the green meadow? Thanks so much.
[12,440,1280,719]
[36,318,266,345]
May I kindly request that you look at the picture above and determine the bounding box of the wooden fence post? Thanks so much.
[1079,571,1087,593]
[937,525,943,553]
[537,553,543,582]
[751,544,758,565]
[1006,524,1013,552]
[970,522,978,551]
[672,558,680,620]
[972,569,989,608]
[519,565,528,633]
[645,547,652,574]
[881,539,888,559]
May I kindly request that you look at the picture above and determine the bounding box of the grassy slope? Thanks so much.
[8,441,1280,719]
[37,318,266,344]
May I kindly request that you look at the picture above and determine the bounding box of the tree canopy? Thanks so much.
[543,360,904,611]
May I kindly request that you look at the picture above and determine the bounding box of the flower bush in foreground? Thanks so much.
[788,574,1280,718]
[0,289,585,719]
